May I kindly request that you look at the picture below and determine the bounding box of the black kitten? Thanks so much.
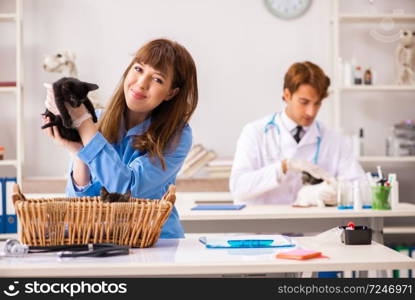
[100,187,131,203]
[301,171,324,185]
[41,77,98,142]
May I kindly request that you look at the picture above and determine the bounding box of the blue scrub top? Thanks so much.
[65,114,191,238]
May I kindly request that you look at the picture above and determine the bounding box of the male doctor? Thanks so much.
[230,61,365,205]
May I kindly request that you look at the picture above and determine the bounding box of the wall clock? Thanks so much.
[264,0,312,20]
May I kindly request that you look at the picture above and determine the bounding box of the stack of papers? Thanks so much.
[199,235,295,249]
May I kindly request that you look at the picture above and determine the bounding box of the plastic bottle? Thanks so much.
[353,180,363,210]
[389,173,399,210]
[343,60,352,86]
[354,66,362,85]
[0,146,4,160]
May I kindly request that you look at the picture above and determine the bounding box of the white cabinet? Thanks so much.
[331,0,415,163]
[0,0,23,185]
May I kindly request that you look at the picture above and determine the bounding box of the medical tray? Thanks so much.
[11,184,175,248]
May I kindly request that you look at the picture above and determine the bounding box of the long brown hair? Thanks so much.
[98,39,198,169]
[283,61,331,100]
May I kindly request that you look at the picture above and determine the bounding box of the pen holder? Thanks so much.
[340,226,372,245]
[371,186,391,210]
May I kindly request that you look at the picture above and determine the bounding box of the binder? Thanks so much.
[4,177,17,233]
[0,178,4,233]
[410,247,415,279]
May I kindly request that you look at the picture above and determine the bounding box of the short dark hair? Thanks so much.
[283,61,331,100]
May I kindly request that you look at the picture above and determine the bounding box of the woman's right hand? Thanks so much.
[44,83,60,115]
[41,115,83,155]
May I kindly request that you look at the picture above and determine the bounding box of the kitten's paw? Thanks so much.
[41,123,52,129]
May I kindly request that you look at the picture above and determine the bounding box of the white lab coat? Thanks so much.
[229,113,365,205]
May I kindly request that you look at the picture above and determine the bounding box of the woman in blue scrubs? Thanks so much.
[42,39,198,238]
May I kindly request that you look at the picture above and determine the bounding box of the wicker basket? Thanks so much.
[12,184,176,248]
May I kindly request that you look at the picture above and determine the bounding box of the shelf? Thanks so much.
[0,233,18,241]
[0,86,17,93]
[0,13,16,21]
[0,0,23,186]
[0,160,18,167]
[338,85,415,92]
[358,156,415,162]
[383,226,415,234]
[339,14,415,23]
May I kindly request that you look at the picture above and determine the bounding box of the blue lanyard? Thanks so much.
[264,113,321,164]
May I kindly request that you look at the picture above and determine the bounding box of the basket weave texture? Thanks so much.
[12,184,176,248]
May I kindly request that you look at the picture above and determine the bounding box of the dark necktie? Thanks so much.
[293,125,303,143]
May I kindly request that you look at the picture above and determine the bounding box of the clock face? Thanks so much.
[264,0,312,20]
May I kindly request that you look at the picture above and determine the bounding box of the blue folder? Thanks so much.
[1,177,17,233]
[0,178,4,233]
[191,204,246,211]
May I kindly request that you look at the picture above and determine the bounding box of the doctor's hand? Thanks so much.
[316,181,338,206]
[294,181,338,207]
[284,158,334,183]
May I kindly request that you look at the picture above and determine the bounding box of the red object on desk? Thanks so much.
[347,221,355,229]
[276,249,327,260]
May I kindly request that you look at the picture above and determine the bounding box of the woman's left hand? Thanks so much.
[65,102,91,127]
[42,115,83,155]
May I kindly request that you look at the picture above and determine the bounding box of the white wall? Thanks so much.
[0,0,413,180]
[338,0,415,156]
[0,0,333,178]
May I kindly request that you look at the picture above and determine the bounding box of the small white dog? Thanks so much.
[395,29,415,85]
[43,50,78,77]
[42,50,103,108]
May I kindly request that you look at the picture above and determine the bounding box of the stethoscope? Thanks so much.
[3,239,130,258]
[264,112,322,164]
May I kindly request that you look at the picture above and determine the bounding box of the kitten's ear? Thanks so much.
[124,191,131,201]
[84,82,99,91]
[100,186,109,197]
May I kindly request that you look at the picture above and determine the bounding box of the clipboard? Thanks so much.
[199,235,295,249]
